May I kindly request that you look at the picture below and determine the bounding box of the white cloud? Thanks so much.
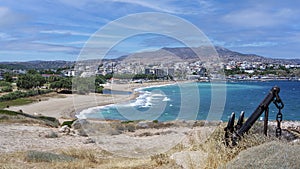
[197,0,217,14]
[0,6,28,27]
[40,30,92,37]
[239,42,278,47]
[112,0,182,14]
[109,0,212,15]
[0,40,80,54]
[223,7,296,27]
[0,6,9,17]
[0,32,16,41]
[58,0,215,15]
[40,29,124,40]
[223,41,279,49]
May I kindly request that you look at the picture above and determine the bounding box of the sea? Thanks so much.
[77,81,300,121]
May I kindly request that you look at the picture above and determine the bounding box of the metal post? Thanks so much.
[264,107,269,136]
[235,111,245,130]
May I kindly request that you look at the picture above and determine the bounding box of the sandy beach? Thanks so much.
[6,81,176,121]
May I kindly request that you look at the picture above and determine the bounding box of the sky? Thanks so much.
[0,0,300,61]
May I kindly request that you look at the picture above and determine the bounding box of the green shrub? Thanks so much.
[25,151,75,162]
[153,120,159,123]
[0,109,60,127]
[0,81,11,87]
[61,120,76,127]
[0,110,18,116]
[0,89,52,102]
[1,86,13,92]
[121,120,135,124]
[95,86,104,93]
[37,115,57,122]
[36,115,60,127]
[0,81,13,93]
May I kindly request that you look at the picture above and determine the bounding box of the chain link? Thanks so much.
[276,109,282,137]
[274,92,284,137]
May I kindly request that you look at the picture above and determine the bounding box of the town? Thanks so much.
[1,59,300,83]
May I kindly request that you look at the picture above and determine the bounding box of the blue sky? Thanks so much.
[0,0,299,61]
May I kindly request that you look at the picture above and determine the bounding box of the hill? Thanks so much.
[0,60,74,70]
[119,46,300,65]
[1,47,299,70]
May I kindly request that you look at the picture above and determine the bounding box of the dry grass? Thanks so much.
[200,122,277,168]
[151,153,170,166]
[60,148,99,163]
[147,122,284,169]
[0,148,158,169]
[0,112,59,127]
[0,116,54,127]
[0,121,297,169]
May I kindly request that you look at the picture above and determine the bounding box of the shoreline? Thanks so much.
[74,81,178,120]
[6,81,177,121]
[6,80,299,122]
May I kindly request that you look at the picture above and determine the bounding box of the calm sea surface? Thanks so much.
[78,81,300,121]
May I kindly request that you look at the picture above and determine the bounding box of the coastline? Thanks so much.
[6,80,300,122]
[6,81,177,121]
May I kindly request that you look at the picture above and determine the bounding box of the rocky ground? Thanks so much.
[0,119,218,155]
[0,123,96,153]
[0,118,299,168]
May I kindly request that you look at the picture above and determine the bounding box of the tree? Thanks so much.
[1,86,13,92]
[27,69,38,74]
[17,74,46,89]
[49,77,72,90]
[0,81,13,93]
[3,72,13,82]
[95,86,104,93]
[133,74,147,80]
[40,69,59,75]
[146,74,157,80]
[47,76,62,83]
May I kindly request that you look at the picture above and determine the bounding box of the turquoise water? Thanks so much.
[78,81,300,121]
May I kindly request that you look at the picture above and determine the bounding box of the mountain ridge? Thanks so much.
[0,46,299,70]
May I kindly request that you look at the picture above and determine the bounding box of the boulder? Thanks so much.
[71,119,89,137]
[226,141,300,169]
